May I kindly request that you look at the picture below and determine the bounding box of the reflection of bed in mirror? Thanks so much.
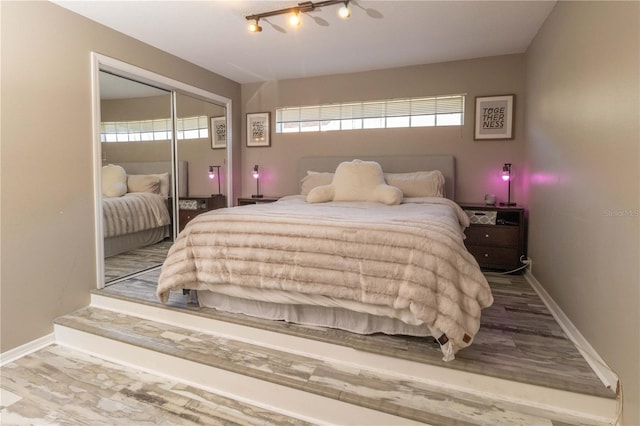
[103,161,187,257]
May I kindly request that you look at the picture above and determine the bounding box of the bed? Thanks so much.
[102,161,187,257]
[157,156,493,360]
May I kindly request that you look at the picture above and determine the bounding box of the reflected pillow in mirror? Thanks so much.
[127,174,161,194]
[150,172,170,197]
[102,164,127,198]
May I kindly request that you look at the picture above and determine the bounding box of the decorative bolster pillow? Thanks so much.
[306,184,335,203]
[307,159,402,205]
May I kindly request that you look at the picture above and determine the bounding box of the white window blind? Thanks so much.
[275,94,465,133]
[100,116,209,142]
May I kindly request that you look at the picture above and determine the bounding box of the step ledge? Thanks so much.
[55,324,423,426]
[89,293,617,424]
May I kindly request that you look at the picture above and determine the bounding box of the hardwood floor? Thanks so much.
[98,269,614,399]
[0,344,312,425]
[104,240,172,283]
[0,270,618,425]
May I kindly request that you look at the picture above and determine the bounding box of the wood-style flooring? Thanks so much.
[98,269,614,399]
[104,239,172,283]
[0,256,618,425]
[1,344,311,425]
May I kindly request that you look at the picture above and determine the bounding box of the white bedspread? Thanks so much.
[157,195,492,359]
[103,192,171,238]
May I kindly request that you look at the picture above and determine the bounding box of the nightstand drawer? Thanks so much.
[466,245,520,269]
[465,226,519,248]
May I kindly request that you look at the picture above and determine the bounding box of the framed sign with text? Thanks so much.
[246,112,271,147]
[474,95,514,140]
[210,116,227,149]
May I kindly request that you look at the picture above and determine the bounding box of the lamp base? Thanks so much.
[500,202,517,206]
[251,194,264,199]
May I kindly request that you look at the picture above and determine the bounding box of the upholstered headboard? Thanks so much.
[298,155,455,200]
[114,160,188,198]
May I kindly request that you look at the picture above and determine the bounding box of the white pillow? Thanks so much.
[300,171,334,195]
[127,174,161,194]
[307,159,402,205]
[102,164,127,198]
[384,170,445,198]
[151,172,170,197]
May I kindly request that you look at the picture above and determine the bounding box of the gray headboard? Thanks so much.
[298,155,455,200]
[114,160,188,197]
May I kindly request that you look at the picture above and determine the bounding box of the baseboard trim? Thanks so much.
[523,270,619,391]
[0,333,55,366]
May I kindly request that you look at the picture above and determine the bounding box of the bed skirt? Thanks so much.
[197,289,434,337]
[104,226,170,258]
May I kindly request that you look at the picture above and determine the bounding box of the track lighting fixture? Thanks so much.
[246,0,352,33]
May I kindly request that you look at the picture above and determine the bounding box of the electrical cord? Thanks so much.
[496,256,530,275]
[496,263,529,275]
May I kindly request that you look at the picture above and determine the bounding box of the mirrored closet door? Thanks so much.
[100,72,175,284]
[94,54,233,288]
[175,92,227,232]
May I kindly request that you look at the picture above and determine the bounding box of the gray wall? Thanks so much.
[0,1,241,352]
[524,2,639,423]
[240,55,526,204]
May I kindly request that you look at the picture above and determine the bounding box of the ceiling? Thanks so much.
[55,1,555,84]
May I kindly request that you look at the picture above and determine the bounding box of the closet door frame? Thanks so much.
[91,52,233,289]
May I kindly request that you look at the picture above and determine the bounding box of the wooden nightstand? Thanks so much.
[178,195,226,231]
[460,204,527,272]
[237,196,280,206]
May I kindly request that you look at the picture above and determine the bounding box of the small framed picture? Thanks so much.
[474,95,515,140]
[210,116,226,149]
[246,112,271,147]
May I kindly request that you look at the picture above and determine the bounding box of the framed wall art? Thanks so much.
[246,112,271,147]
[474,95,514,140]
[210,116,226,149]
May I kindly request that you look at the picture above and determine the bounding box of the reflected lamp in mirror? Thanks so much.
[500,163,516,206]
[208,165,222,196]
[252,164,263,199]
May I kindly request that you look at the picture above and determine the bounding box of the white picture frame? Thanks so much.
[246,112,271,147]
[210,116,226,149]
[474,95,515,140]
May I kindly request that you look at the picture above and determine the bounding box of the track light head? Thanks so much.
[338,1,351,18]
[289,11,301,26]
[248,19,262,32]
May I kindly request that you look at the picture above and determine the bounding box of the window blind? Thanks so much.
[275,94,465,133]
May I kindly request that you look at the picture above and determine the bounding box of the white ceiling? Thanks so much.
[55,1,555,84]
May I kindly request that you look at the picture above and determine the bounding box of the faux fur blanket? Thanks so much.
[157,196,493,359]
[103,192,170,238]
